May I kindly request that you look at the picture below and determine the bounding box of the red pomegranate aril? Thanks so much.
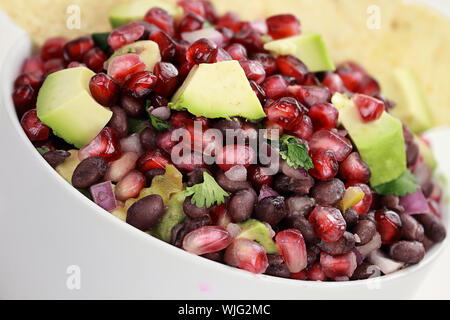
[264,119,284,140]
[44,58,66,74]
[288,114,313,141]
[322,72,346,94]
[336,63,365,92]
[153,62,179,97]
[216,12,242,32]
[352,94,385,122]
[288,85,331,108]
[207,47,232,63]
[20,109,50,142]
[239,60,266,84]
[347,182,373,215]
[339,152,371,184]
[309,129,353,162]
[251,53,277,76]
[307,262,327,281]
[183,226,233,255]
[108,22,145,50]
[248,165,273,190]
[67,61,85,68]
[249,80,266,102]
[209,203,231,227]
[144,7,175,36]
[309,206,346,243]
[179,60,195,80]
[123,71,157,99]
[83,47,107,73]
[186,38,217,64]
[21,56,45,77]
[276,55,308,83]
[155,130,177,154]
[266,14,301,40]
[276,229,307,273]
[216,144,255,171]
[89,73,120,107]
[174,151,206,172]
[308,103,339,130]
[14,72,42,90]
[12,84,36,116]
[226,43,248,61]
[216,26,234,46]
[63,37,95,62]
[291,270,308,280]
[138,149,171,171]
[309,149,339,181]
[115,170,146,201]
[357,75,381,96]
[261,75,288,99]
[200,0,219,22]
[320,251,357,279]
[224,238,269,274]
[41,37,68,61]
[265,97,303,131]
[233,29,264,53]
[178,12,205,33]
[149,29,177,62]
[375,210,402,245]
[78,127,122,162]
[170,111,194,128]
[302,73,321,86]
[107,53,146,85]
[177,0,206,18]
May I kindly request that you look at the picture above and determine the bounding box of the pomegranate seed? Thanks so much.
[107,53,146,85]
[288,115,313,141]
[83,48,107,73]
[207,47,232,63]
[339,152,371,184]
[309,206,346,243]
[44,58,66,74]
[153,62,179,97]
[291,270,308,280]
[138,149,171,171]
[276,229,307,273]
[177,0,206,18]
[174,151,206,172]
[248,165,273,190]
[149,29,177,62]
[288,85,331,108]
[322,72,346,94]
[307,262,327,281]
[374,210,402,245]
[265,97,303,131]
[239,60,266,84]
[174,40,190,64]
[357,76,380,97]
[115,170,146,201]
[186,38,217,64]
[261,75,288,99]
[150,95,169,109]
[428,199,441,218]
[320,251,357,279]
[200,0,219,22]
[78,127,121,162]
[226,43,248,61]
[233,29,264,53]
[336,63,365,92]
[67,61,86,68]
[20,109,50,141]
[108,22,145,50]
[302,73,321,86]
[144,7,175,36]
[105,152,139,182]
[21,56,45,77]
[276,55,308,83]
[308,149,339,181]
[216,27,234,46]
[264,119,284,139]
[352,94,385,122]
[179,60,195,80]
[170,111,194,128]
[63,37,95,62]
[210,203,232,227]
[12,84,36,116]
[216,144,256,171]
[123,71,157,99]
[14,72,43,90]
[89,73,120,107]
[266,14,301,40]
[156,130,178,153]
[224,238,269,274]
[34,139,56,151]
[249,80,266,102]
[251,53,277,76]
[346,182,373,215]
[309,129,352,162]
[308,103,338,130]
[216,12,242,32]
[179,12,205,33]
[41,37,68,61]
[183,226,233,255]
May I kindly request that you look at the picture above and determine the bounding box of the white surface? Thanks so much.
[0,1,449,300]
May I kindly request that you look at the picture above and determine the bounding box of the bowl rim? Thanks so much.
[1,23,448,291]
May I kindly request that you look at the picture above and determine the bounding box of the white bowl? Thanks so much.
[0,10,448,300]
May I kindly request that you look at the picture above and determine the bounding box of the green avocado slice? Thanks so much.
[237,219,279,254]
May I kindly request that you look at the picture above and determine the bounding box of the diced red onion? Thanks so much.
[251,21,268,34]
[181,28,224,46]
[258,185,279,202]
[352,247,364,265]
[151,107,171,120]
[399,189,430,215]
[224,165,247,182]
[368,249,405,274]
[120,133,143,156]
[356,232,382,258]
[90,181,117,212]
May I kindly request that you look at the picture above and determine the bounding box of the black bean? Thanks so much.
[187,168,211,187]
[254,196,287,226]
[140,127,158,151]
[71,156,108,189]
[415,213,446,243]
[43,150,70,168]
[202,251,224,263]
[379,195,405,214]
[229,189,257,222]
[216,169,252,192]
[389,241,425,264]
[406,139,419,167]
[126,194,165,231]
[286,196,314,218]
[108,106,128,138]
[400,213,424,242]
[351,262,381,280]
[183,196,209,219]
[343,207,359,227]
[311,179,345,206]
[121,95,144,117]
[422,235,435,252]
[307,245,320,267]
[211,118,243,137]
[360,211,376,224]
[284,215,318,244]
[144,168,165,186]
[318,232,355,255]
[273,173,314,195]
[170,216,211,247]
[265,254,290,278]
[353,220,377,245]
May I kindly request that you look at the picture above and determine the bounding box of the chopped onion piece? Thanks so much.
[151,107,171,120]
[225,165,247,182]
[356,232,382,258]
[368,249,405,275]
[258,185,279,202]
[181,28,224,46]
[120,134,143,156]
[399,189,430,215]
[90,181,117,212]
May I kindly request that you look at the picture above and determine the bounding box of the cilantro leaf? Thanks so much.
[128,118,148,134]
[91,32,110,52]
[185,172,229,208]
[279,135,314,170]
[36,147,51,156]
[373,170,420,197]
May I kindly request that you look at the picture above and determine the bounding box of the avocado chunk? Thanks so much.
[37,67,113,148]
[336,94,407,187]
[109,0,182,28]
[151,191,187,242]
[415,136,437,172]
[264,33,335,72]
[383,68,433,134]
[237,219,279,254]
[106,40,161,72]
[170,61,266,120]
[55,150,81,183]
